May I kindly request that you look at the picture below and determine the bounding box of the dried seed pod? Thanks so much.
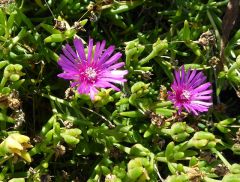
[214,164,229,177]
[236,86,240,98]
[150,112,165,127]
[72,21,86,32]
[54,145,66,160]
[142,71,153,81]
[198,30,216,47]
[186,167,203,182]
[200,151,216,163]
[209,56,220,67]
[65,87,75,100]
[11,109,25,129]
[0,0,14,7]
[63,120,73,129]
[158,85,167,101]
[54,19,66,31]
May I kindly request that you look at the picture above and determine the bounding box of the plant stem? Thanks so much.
[211,148,231,170]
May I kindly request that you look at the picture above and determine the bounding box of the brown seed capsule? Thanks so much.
[209,56,220,67]
[55,145,66,160]
[158,85,167,101]
[236,86,240,98]
[65,87,75,100]
[198,30,216,48]
[8,90,22,110]
[63,120,73,129]
[142,71,153,81]
[150,112,165,127]
[105,174,118,182]
[186,167,203,182]
[0,0,14,7]
[213,164,229,177]
[54,19,66,31]
[72,21,86,32]
[11,109,25,129]
[200,151,216,163]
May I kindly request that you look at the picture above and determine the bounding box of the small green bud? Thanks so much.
[10,74,20,81]
[1,87,11,94]
[8,178,25,182]
[171,122,186,133]
[101,166,111,175]
[131,82,146,93]
[166,174,189,182]
[127,167,143,180]
[60,134,80,145]
[173,152,184,160]
[222,174,240,182]
[41,161,49,168]
[64,128,82,137]
[230,164,240,174]
[13,64,23,71]
[232,143,240,155]
[194,131,215,140]
[3,70,10,78]
[172,133,189,142]
[130,144,151,157]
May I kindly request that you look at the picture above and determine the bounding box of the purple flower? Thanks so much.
[168,66,212,115]
[58,38,128,100]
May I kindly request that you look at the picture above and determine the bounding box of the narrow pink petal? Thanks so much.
[73,38,86,62]
[94,81,120,91]
[105,62,125,70]
[97,45,115,65]
[100,77,125,84]
[102,53,122,67]
[194,95,212,100]
[89,87,98,100]
[93,41,101,61]
[180,66,185,85]
[195,90,213,96]
[194,82,211,92]
[87,39,93,63]
[65,44,78,59]
[58,73,77,80]
[174,70,180,86]
[187,69,197,84]
[98,40,106,58]
[191,100,212,106]
[101,70,128,78]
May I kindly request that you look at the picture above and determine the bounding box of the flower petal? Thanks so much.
[74,38,86,62]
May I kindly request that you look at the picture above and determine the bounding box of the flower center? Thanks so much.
[180,90,191,101]
[85,67,97,79]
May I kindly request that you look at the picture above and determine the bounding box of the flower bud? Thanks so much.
[230,164,240,174]
[130,144,151,157]
[166,174,189,182]
[127,167,144,180]
[232,143,240,154]
[131,82,148,94]
[222,174,240,182]
[0,133,32,162]
[10,74,20,82]
[189,131,216,149]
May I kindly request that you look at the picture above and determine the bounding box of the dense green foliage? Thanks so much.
[0,0,240,181]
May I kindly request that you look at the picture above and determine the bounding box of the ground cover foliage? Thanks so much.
[0,0,240,181]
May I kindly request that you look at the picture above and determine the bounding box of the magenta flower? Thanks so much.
[168,66,212,115]
[58,38,128,100]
